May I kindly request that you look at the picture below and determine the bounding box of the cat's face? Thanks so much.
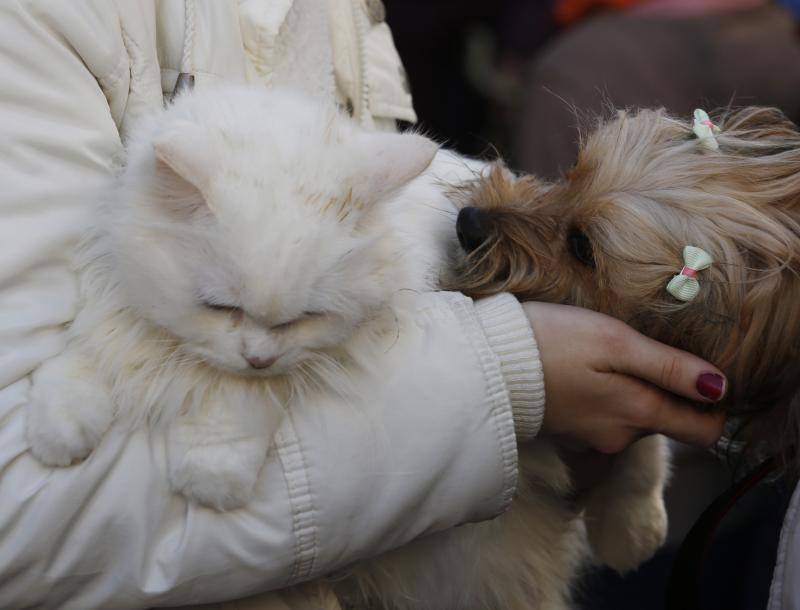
[111,87,437,377]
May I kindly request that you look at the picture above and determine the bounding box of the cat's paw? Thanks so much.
[168,436,267,511]
[26,362,113,467]
[585,491,668,573]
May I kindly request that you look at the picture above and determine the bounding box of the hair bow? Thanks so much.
[666,246,713,302]
[692,109,721,150]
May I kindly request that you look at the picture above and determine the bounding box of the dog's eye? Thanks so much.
[568,229,595,268]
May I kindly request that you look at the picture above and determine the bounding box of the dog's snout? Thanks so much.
[456,207,491,252]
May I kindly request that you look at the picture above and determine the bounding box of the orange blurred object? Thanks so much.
[554,0,645,24]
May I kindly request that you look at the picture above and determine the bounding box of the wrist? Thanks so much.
[473,294,546,441]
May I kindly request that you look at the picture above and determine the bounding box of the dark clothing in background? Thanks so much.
[517,3,800,178]
[387,2,800,177]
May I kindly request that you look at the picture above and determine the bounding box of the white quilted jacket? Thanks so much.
[0,1,546,608]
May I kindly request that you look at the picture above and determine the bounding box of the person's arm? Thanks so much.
[0,291,539,610]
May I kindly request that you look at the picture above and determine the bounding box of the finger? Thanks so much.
[639,386,726,447]
[609,324,727,404]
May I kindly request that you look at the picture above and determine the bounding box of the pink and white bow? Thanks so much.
[666,246,714,302]
[692,109,721,150]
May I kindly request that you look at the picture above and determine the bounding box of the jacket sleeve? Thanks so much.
[0,291,544,610]
[0,3,546,609]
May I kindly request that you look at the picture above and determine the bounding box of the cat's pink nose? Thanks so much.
[246,355,278,370]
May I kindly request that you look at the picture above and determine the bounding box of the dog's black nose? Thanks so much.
[457,207,491,252]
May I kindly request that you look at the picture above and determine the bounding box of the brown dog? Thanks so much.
[454,106,800,461]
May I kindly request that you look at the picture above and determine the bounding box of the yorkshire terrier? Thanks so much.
[455,105,800,451]
[445,105,800,606]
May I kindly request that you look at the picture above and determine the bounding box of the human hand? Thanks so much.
[522,302,726,454]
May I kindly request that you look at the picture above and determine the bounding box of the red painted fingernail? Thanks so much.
[696,373,726,401]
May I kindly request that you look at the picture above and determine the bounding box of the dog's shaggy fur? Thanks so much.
[455,105,800,463]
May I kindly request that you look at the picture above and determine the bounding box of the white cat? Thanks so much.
[25,86,457,510]
[25,85,668,609]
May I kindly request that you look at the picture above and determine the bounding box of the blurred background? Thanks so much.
[383,0,799,608]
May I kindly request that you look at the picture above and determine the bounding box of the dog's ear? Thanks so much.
[707,107,800,235]
[719,106,800,144]
[717,108,800,190]
[702,111,800,441]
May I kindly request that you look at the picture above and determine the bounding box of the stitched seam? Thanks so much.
[255,2,275,82]
[275,414,318,585]
[241,4,276,83]
[96,49,129,92]
[119,21,144,97]
[441,293,518,513]
[369,101,417,121]
[160,68,227,79]
[351,0,370,126]
[475,295,545,440]
[180,0,196,74]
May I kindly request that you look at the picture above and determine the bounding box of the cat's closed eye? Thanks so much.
[202,301,242,314]
[271,311,325,331]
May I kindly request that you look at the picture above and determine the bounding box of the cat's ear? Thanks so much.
[351,132,438,202]
[153,121,217,198]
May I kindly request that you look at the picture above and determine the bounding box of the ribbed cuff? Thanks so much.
[473,294,546,441]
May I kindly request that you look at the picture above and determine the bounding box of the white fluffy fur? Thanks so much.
[26,85,668,607]
[26,86,449,509]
